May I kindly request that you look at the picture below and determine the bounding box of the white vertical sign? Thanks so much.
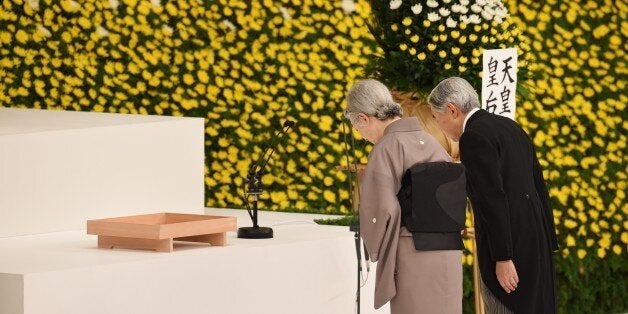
[481,48,518,120]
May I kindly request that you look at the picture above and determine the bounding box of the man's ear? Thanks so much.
[447,103,460,118]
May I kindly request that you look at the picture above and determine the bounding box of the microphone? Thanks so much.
[238,119,295,239]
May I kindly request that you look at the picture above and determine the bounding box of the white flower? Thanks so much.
[162,25,173,35]
[427,12,441,22]
[468,14,481,24]
[481,10,494,21]
[411,4,423,14]
[476,0,487,5]
[222,19,236,31]
[460,0,469,5]
[443,0,452,3]
[426,0,438,8]
[151,0,160,7]
[108,0,119,10]
[451,4,463,13]
[29,0,39,10]
[439,8,451,17]
[390,0,402,10]
[470,4,482,13]
[446,17,457,28]
[459,5,469,14]
[36,24,51,37]
[495,7,508,19]
[459,15,469,23]
[279,6,292,20]
[96,25,109,37]
[341,0,356,13]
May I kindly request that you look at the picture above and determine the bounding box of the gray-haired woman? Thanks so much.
[344,79,462,313]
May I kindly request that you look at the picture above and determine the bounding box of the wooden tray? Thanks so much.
[87,213,237,252]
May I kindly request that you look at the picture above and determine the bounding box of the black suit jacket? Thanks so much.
[460,109,558,313]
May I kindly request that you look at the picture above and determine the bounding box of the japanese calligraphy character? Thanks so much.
[501,56,515,84]
[485,90,498,114]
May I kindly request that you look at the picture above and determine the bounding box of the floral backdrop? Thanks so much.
[0,0,625,312]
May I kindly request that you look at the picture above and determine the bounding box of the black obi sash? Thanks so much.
[397,162,467,251]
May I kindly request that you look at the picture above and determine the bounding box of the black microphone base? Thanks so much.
[237,226,274,239]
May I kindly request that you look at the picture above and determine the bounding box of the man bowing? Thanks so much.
[428,77,558,313]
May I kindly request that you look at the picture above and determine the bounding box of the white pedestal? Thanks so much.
[0,209,390,314]
[0,108,205,237]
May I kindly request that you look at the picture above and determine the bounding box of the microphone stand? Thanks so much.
[342,119,370,314]
[238,121,294,239]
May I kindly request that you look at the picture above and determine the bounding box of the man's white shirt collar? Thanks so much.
[463,107,480,132]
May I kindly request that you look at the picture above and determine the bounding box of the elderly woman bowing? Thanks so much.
[344,79,463,314]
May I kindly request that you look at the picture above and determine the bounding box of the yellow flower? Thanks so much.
[562,248,569,257]
[16,30,29,43]
[410,35,419,43]
[137,2,151,15]
[439,50,446,58]
[402,17,412,26]
[183,74,194,85]
[399,43,408,51]
[566,235,575,247]
[423,20,430,27]
[427,43,436,51]
[613,245,622,255]
[197,70,209,84]
[391,24,399,31]
[417,52,426,61]
[592,25,610,39]
[323,190,336,203]
[78,17,92,29]
[564,219,577,229]
[597,248,606,258]
[599,233,611,249]
[577,249,587,259]
[609,35,621,46]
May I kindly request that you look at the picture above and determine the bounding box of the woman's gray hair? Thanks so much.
[345,79,403,123]
[428,77,480,113]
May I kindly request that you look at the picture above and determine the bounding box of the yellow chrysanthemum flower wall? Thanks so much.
[0,0,376,215]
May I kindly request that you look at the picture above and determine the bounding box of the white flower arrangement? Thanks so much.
[366,0,529,92]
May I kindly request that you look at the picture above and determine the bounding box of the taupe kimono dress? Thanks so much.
[359,117,462,313]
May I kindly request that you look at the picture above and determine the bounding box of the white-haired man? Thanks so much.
[428,77,558,313]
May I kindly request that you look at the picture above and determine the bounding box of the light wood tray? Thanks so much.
[87,213,237,252]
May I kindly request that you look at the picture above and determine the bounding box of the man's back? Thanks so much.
[459,109,558,313]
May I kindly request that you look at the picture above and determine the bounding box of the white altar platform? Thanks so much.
[0,108,205,237]
[0,208,390,314]
[0,108,389,313]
